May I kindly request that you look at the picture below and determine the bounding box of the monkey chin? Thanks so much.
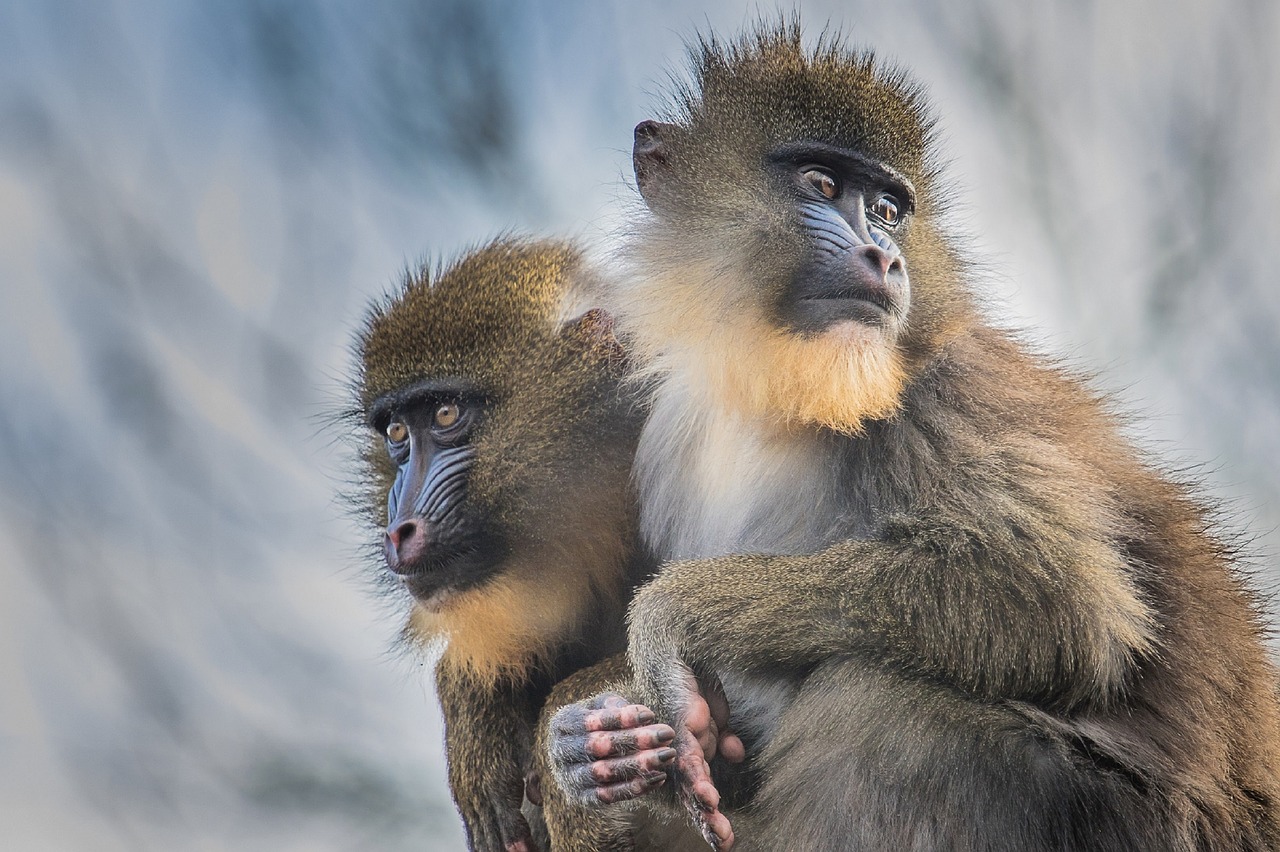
[705,317,908,436]
[404,562,613,686]
[817,318,892,346]
[402,584,460,614]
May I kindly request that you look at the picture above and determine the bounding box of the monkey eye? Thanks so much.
[869,193,901,226]
[802,168,840,200]
[433,403,462,431]
[386,421,409,444]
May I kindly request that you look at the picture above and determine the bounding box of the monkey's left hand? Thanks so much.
[435,662,544,852]
[454,786,538,852]
[653,668,742,851]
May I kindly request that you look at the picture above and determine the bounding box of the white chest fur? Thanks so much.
[634,376,849,561]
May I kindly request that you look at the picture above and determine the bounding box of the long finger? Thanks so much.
[582,703,657,732]
[583,724,676,758]
[592,771,668,805]
[705,683,731,731]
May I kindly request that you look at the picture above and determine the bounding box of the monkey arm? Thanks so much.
[628,482,1156,721]
[586,484,1156,850]
[435,661,542,852]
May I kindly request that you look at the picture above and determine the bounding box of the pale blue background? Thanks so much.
[2,1,1278,849]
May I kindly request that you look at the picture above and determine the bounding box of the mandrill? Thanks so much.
[352,239,653,851]
[546,19,1280,852]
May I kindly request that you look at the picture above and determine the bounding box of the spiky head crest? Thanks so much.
[654,18,940,217]
[358,239,579,409]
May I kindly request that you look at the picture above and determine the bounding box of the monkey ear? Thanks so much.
[633,120,676,204]
[562,307,627,369]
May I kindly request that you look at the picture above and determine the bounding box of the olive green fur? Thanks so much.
[662,19,935,195]
[352,238,650,851]
[588,16,1280,852]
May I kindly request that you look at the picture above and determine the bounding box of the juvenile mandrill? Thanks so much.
[354,239,651,851]
[548,21,1280,851]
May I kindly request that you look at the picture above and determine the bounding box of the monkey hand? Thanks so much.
[547,692,677,806]
[654,668,741,851]
[625,578,744,848]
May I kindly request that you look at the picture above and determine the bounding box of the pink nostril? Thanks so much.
[384,520,427,575]
[387,519,416,550]
[856,244,895,278]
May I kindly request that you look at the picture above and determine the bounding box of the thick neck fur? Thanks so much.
[613,236,904,559]
[408,534,633,687]
[636,370,863,560]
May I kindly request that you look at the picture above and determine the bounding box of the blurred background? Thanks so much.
[2,1,1277,849]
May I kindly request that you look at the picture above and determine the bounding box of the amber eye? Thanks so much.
[433,403,461,430]
[802,168,839,200]
[869,193,901,226]
[386,421,409,444]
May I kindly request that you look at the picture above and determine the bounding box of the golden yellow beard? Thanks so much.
[739,320,906,433]
[407,571,585,684]
[405,525,629,685]
[651,316,907,435]
[618,256,909,434]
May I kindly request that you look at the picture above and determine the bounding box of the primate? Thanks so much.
[353,239,656,852]
[548,21,1280,851]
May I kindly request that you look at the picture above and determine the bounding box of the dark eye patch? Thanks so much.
[769,142,916,214]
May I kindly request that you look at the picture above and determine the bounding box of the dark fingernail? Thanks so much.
[656,727,675,743]
[637,708,655,724]
[643,771,666,785]
[657,747,677,763]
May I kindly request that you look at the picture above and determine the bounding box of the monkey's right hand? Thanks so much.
[546,688,739,850]
[547,692,677,805]
[646,670,739,851]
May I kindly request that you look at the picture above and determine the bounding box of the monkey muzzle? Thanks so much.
[786,243,909,334]
[384,519,430,574]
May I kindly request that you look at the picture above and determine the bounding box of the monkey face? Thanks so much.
[354,240,644,679]
[367,381,507,610]
[360,312,635,613]
[625,119,922,433]
[621,26,976,398]
[769,142,914,339]
[635,121,914,343]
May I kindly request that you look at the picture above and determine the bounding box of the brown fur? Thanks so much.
[353,239,650,850]
[576,18,1280,851]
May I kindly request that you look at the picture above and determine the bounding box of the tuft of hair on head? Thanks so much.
[656,16,941,214]
[356,237,584,409]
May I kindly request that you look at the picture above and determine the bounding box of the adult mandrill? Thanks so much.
[354,239,655,851]
[548,21,1280,852]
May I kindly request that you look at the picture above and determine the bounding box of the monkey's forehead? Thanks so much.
[356,240,587,406]
[671,24,936,180]
[357,345,605,423]
[355,240,604,409]
[358,303,556,408]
